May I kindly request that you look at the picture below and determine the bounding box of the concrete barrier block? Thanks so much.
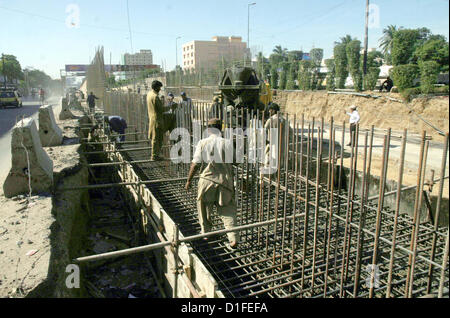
[59,97,75,120]
[3,118,53,198]
[39,105,63,147]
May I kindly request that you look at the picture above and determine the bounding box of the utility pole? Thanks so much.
[363,0,370,76]
[2,53,6,89]
[176,36,181,68]
[247,2,256,66]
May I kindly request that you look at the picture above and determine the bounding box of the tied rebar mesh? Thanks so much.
[98,91,449,298]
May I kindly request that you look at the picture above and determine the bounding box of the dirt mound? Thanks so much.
[275,91,449,141]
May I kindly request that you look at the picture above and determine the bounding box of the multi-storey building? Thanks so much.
[182,36,248,71]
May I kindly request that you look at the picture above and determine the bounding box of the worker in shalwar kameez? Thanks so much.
[263,103,290,174]
[185,118,239,249]
[147,80,165,161]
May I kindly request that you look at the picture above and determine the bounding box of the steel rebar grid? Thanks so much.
[98,94,449,298]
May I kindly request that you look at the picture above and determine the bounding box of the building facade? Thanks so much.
[182,36,248,71]
[122,49,153,66]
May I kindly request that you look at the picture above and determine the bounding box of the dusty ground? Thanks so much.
[0,108,82,297]
[276,90,449,142]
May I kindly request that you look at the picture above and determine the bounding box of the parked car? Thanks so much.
[0,90,23,108]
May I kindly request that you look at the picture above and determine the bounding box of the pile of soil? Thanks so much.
[275,91,449,142]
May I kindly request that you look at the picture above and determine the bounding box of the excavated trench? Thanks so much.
[79,149,164,298]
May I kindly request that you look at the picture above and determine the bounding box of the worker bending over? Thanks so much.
[185,118,239,250]
[147,80,165,161]
[104,115,128,142]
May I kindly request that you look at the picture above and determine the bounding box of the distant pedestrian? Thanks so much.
[87,92,99,114]
[180,92,192,109]
[345,105,360,147]
[146,80,165,161]
[379,76,394,92]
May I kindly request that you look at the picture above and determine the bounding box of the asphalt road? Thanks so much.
[0,96,61,195]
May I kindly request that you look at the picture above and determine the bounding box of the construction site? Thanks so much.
[0,45,448,300]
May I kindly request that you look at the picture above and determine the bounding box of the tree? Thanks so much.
[310,48,324,89]
[336,34,355,46]
[278,62,288,90]
[298,60,313,90]
[270,65,279,89]
[364,67,380,91]
[0,54,23,83]
[346,40,363,91]
[325,59,336,91]
[366,50,384,68]
[287,50,303,62]
[286,62,297,90]
[334,43,348,89]
[391,29,424,66]
[25,68,52,88]
[419,60,440,94]
[273,45,288,57]
[391,64,420,90]
[379,25,401,63]
[414,36,449,72]
[256,52,270,80]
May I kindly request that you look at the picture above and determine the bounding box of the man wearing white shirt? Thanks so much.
[185,118,238,249]
[346,105,360,147]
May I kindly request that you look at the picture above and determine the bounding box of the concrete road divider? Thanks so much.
[59,97,76,120]
[39,105,63,147]
[3,118,53,198]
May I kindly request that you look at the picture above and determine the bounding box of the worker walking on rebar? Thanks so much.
[345,105,360,147]
[87,91,99,114]
[147,80,165,161]
[185,118,239,250]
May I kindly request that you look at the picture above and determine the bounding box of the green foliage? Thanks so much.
[363,67,380,91]
[346,40,362,91]
[379,25,401,59]
[278,62,288,90]
[310,48,324,67]
[391,29,424,66]
[391,64,420,90]
[256,52,270,80]
[286,62,297,90]
[0,54,23,83]
[25,68,52,88]
[400,87,421,102]
[298,60,313,90]
[414,36,449,72]
[333,43,348,89]
[366,51,384,68]
[287,50,303,62]
[325,59,336,91]
[270,65,279,89]
[419,60,440,94]
[434,85,449,94]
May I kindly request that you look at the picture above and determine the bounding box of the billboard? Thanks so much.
[65,65,88,72]
[66,64,159,72]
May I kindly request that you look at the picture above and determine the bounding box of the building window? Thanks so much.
[191,45,193,49]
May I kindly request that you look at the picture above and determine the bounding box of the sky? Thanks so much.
[0,0,448,79]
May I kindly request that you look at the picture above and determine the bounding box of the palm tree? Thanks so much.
[334,34,354,46]
[273,45,288,58]
[379,25,401,56]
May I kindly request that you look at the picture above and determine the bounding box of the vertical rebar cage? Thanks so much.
[97,91,449,298]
